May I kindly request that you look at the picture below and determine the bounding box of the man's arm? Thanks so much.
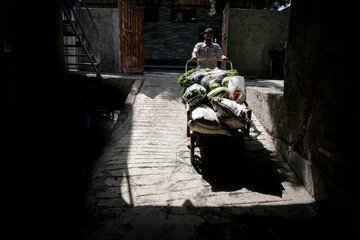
[191,43,200,62]
[191,52,197,62]
[214,44,229,62]
[216,44,229,62]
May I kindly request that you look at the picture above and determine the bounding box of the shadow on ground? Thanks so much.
[190,124,286,197]
[82,201,357,240]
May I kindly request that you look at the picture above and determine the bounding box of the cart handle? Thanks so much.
[185,59,233,73]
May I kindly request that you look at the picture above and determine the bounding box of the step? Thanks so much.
[65,54,94,57]
[63,31,83,37]
[64,44,83,48]
[62,20,78,25]
[63,31,76,37]
[65,62,99,66]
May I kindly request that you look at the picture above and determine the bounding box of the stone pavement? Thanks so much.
[82,72,318,240]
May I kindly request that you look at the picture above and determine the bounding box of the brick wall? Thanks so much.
[144,6,222,66]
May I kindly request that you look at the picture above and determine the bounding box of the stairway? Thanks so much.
[61,0,101,76]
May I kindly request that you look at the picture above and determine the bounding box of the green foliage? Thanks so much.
[178,68,198,89]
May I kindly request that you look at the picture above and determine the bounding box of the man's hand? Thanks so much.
[221,55,229,62]
[191,56,197,62]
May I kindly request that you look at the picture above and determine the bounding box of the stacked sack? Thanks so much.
[178,67,250,136]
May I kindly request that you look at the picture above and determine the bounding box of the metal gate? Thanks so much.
[119,0,144,73]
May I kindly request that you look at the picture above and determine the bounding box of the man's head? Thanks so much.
[204,28,215,40]
[204,28,215,34]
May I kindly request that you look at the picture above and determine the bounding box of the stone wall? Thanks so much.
[273,0,358,219]
[144,6,222,67]
[227,9,289,78]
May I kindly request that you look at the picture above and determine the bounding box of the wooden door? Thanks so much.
[221,1,230,70]
[119,1,144,73]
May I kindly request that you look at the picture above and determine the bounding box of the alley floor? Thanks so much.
[82,72,318,240]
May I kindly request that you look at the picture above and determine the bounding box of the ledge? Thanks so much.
[245,78,284,137]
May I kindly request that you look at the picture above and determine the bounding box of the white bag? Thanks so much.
[228,76,246,104]
[200,68,228,90]
[188,104,231,136]
[210,97,250,129]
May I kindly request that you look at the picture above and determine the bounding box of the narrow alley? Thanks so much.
[82,72,317,240]
[2,1,358,239]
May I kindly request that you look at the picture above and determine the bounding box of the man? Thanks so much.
[191,28,229,69]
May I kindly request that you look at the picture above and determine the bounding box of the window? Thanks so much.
[145,8,159,22]
[171,9,197,23]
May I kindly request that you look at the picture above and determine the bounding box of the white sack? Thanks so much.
[210,97,250,129]
[228,76,246,104]
[188,104,231,136]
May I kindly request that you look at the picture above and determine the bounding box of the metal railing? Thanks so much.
[76,0,100,67]
[62,0,101,74]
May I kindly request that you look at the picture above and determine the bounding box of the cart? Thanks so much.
[184,59,252,176]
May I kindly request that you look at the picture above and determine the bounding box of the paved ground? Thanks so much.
[82,72,318,240]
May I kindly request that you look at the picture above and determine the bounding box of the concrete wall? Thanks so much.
[227,9,289,78]
[144,6,222,66]
[81,8,120,73]
[260,0,358,221]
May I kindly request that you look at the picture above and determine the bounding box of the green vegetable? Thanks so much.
[226,69,239,77]
[221,77,230,87]
[209,82,221,91]
[183,84,207,107]
[178,68,212,104]
[178,68,198,89]
[207,87,229,101]
[178,68,212,89]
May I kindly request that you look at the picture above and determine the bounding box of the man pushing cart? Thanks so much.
[191,27,229,69]
[178,29,252,182]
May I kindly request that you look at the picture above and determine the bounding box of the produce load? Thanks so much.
[178,68,239,100]
[178,67,249,135]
